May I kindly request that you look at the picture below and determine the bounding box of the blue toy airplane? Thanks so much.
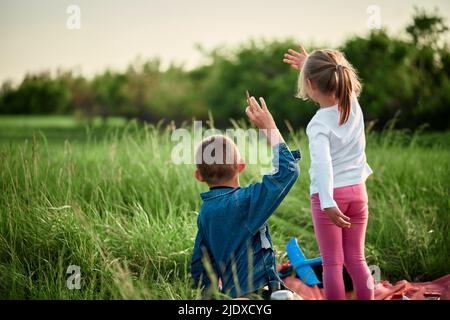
[285,237,322,286]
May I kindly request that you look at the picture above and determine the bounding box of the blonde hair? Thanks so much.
[297,49,362,125]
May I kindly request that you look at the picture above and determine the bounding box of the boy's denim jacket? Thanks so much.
[190,143,301,298]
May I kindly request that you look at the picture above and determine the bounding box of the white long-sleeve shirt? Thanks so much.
[306,96,373,210]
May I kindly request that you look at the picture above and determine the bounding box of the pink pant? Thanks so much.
[311,183,374,300]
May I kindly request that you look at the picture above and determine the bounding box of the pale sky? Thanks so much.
[1,0,449,84]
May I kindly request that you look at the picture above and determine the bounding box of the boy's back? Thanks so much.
[191,142,301,298]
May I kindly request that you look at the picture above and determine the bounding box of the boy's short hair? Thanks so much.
[195,135,239,185]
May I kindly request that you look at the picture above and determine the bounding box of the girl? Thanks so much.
[283,46,374,300]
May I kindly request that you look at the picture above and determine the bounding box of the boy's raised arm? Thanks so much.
[245,96,284,147]
[244,96,301,234]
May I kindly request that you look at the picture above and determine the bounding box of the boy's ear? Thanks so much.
[307,78,315,90]
[238,159,246,173]
[194,169,205,182]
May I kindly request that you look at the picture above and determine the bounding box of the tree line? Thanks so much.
[1,8,449,130]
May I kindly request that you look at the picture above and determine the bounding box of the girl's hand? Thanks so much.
[283,45,308,71]
[245,96,284,146]
[324,207,351,228]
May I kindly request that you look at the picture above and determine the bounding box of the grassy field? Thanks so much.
[0,116,449,299]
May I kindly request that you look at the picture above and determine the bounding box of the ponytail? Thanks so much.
[336,65,352,125]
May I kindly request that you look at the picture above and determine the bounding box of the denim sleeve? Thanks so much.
[190,230,212,289]
[245,143,301,234]
[191,218,216,289]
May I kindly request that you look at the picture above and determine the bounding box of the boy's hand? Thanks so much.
[245,96,284,146]
[324,207,351,228]
[283,45,308,71]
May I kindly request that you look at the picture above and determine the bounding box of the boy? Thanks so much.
[191,96,301,299]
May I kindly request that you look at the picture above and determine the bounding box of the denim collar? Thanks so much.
[200,186,240,201]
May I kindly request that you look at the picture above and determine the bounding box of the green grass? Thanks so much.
[0,115,126,142]
[0,116,449,299]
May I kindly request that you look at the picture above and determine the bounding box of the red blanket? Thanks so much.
[277,263,450,300]
[280,269,450,300]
